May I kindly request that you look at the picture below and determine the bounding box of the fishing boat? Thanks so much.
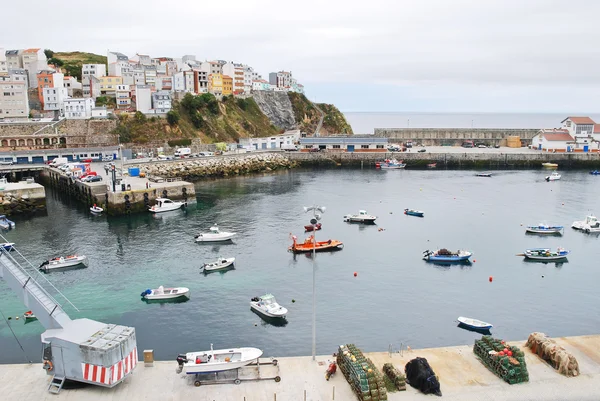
[376,159,406,169]
[343,210,377,224]
[476,172,492,177]
[404,208,424,217]
[250,294,288,318]
[0,242,14,251]
[423,249,472,263]
[39,255,88,271]
[148,198,187,213]
[90,204,103,214]
[521,247,570,261]
[590,170,600,175]
[23,311,37,321]
[427,163,437,169]
[288,234,343,253]
[195,225,236,242]
[572,214,598,230]
[176,344,263,375]
[542,162,558,168]
[525,224,564,235]
[304,223,322,232]
[457,316,493,330]
[545,171,561,181]
[140,286,190,301]
[0,215,15,230]
[201,257,235,272]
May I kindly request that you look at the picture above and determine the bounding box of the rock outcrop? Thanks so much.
[252,91,297,130]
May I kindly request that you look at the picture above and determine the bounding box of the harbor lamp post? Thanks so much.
[303,205,326,361]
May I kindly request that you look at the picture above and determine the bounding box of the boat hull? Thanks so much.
[524,255,568,261]
[404,210,424,217]
[289,241,343,253]
[203,258,235,272]
[523,249,570,261]
[40,256,88,271]
[457,316,493,330]
[525,227,563,235]
[424,255,471,262]
[143,288,190,301]
[182,347,263,374]
[90,207,103,214]
[250,303,287,318]
[195,233,236,242]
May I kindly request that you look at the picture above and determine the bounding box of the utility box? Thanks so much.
[144,350,154,367]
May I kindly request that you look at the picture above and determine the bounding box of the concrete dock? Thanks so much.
[2,335,600,400]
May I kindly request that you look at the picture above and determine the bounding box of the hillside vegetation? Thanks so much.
[288,92,353,135]
[48,50,107,80]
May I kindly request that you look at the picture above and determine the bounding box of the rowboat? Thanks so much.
[525,224,564,235]
[520,247,570,261]
[427,163,437,169]
[39,255,88,271]
[288,234,343,253]
[423,249,472,263]
[201,257,235,272]
[141,286,190,301]
[304,223,322,232]
[542,162,558,168]
[404,208,424,217]
[23,310,37,321]
[90,204,103,214]
[376,159,406,169]
[457,316,493,330]
[176,344,263,374]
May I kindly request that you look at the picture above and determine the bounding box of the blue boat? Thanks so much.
[457,316,493,331]
[423,249,472,263]
[590,170,600,175]
[404,208,424,217]
[525,224,563,235]
[0,215,15,230]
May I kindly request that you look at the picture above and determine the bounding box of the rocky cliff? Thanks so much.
[251,91,297,130]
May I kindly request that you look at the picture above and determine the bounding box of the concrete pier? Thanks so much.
[0,180,46,216]
[1,335,599,400]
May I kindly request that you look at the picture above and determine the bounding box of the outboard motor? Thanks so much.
[175,354,188,374]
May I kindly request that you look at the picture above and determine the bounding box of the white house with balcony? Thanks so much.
[64,98,94,119]
[560,116,597,152]
[152,91,172,113]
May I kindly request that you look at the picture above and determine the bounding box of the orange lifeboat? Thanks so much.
[288,234,343,254]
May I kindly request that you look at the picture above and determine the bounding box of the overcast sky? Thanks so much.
[3,0,599,112]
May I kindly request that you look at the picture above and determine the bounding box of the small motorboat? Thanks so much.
[423,249,472,263]
[288,234,343,253]
[404,208,424,217]
[520,247,570,261]
[476,172,492,177]
[176,344,263,375]
[201,257,235,272]
[590,170,600,175]
[90,204,103,214]
[250,294,288,318]
[0,215,15,230]
[195,225,236,242]
[572,214,597,231]
[0,242,14,251]
[457,316,493,330]
[427,163,437,169]
[149,198,187,213]
[141,286,190,301]
[525,224,564,235]
[545,171,561,181]
[542,162,558,168]
[39,255,88,271]
[376,158,406,169]
[582,219,600,233]
[304,223,322,232]
[23,311,37,321]
[343,210,377,224]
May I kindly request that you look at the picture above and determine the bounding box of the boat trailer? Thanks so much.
[189,357,281,387]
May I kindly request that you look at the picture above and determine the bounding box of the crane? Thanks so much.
[0,242,137,394]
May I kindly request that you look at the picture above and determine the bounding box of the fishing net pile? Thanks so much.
[525,332,580,377]
[337,344,387,400]
[473,335,529,384]
[404,357,442,396]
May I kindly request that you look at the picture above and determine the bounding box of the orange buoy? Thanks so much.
[353,272,357,277]
[473,259,476,263]
[489,276,493,282]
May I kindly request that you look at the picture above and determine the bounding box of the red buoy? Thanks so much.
[473,259,477,263]
[489,276,493,282]
[353,272,357,277]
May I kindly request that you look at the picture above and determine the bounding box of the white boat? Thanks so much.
[141,286,190,300]
[457,316,493,330]
[250,294,288,318]
[525,224,564,235]
[343,210,377,224]
[475,172,492,177]
[90,205,104,214]
[201,257,235,272]
[148,198,187,213]
[582,219,600,233]
[572,215,598,231]
[176,344,263,374]
[522,247,570,261]
[0,215,15,230]
[195,225,236,242]
[545,171,561,181]
[39,255,88,271]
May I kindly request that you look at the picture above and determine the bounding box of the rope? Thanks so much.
[0,308,33,363]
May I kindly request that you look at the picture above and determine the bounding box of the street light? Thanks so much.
[303,205,326,361]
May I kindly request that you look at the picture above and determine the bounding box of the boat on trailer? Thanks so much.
[0,242,14,251]
[176,345,263,374]
[525,224,564,235]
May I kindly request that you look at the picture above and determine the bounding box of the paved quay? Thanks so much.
[1,335,600,400]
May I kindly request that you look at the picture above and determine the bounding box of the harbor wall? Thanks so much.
[375,128,539,146]
[0,182,46,216]
[104,181,196,216]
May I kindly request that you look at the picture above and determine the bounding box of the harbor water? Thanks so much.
[1,168,600,363]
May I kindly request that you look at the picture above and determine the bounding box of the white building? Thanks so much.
[0,48,7,73]
[144,66,157,88]
[5,50,22,70]
[82,75,101,99]
[91,106,108,118]
[82,64,106,79]
[63,76,82,96]
[43,86,68,113]
[116,84,132,110]
[173,71,188,92]
[531,129,575,152]
[135,85,152,113]
[155,76,173,91]
[200,61,222,75]
[21,48,48,89]
[269,71,293,90]
[243,66,254,93]
[239,131,301,151]
[107,51,129,66]
[0,69,29,119]
[252,79,271,91]
[222,62,246,94]
[64,98,95,119]
[152,91,172,113]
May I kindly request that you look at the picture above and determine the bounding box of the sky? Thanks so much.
[2,0,600,112]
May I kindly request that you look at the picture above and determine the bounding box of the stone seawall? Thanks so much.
[0,182,46,216]
[375,128,539,146]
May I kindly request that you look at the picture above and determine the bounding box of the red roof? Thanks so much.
[561,116,596,125]
[542,132,574,142]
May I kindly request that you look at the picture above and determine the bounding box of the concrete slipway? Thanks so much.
[1,335,600,401]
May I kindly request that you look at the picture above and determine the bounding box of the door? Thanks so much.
[271,143,276,149]
[16,157,29,164]
[261,143,267,150]
[32,156,44,164]
[538,144,542,150]
[347,145,355,152]
[584,145,589,152]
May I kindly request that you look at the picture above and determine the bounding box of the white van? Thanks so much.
[49,157,68,167]
[174,148,192,158]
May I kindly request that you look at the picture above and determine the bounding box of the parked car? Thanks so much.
[494,144,500,148]
[418,149,427,153]
[83,175,103,183]
[478,144,487,148]
[309,147,320,152]
[0,159,13,165]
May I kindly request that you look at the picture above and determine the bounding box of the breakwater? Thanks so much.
[0,181,46,217]
[375,128,539,146]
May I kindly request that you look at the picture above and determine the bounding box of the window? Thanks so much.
[361,145,369,149]
[376,145,384,149]
[305,145,313,149]
[332,145,341,149]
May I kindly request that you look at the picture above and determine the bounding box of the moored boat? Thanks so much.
[423,249,472,263]
[525,224,564,235]
[149,198,187,213]
[23,311,37,321]
[141,286,190,301]
[90,204,103,214]
[572,214,597,230]
[0,215,15,230]
[582,218,600,233]
[176,345,263,374]
[0,242,14,251]
[476,172,492,177]
[457,316,493,330]
[590,170,600,175]
[343,210,377,224]
[195,225,236,242]
[304,223,322,232]
[288,234,343,253]
[521,247,570,261]
[39,255,88,271]
[427,163,437,168]
[376,159,406,169]
[545,171,561,181]
[250,294,288,318]
[404,208,424,217]
[542,162,558,168]
[201,257,235,272]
